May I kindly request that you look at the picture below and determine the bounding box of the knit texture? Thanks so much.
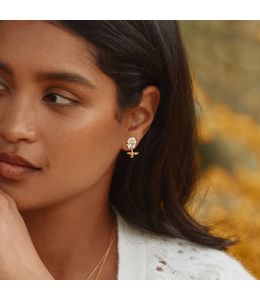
[145,233,255,280]
[115,208,256,280]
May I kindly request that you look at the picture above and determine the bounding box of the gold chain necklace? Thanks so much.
[85,213,117,280]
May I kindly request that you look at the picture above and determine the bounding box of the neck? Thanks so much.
[20,185,117,279]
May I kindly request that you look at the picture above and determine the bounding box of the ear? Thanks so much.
[121,85,160,151]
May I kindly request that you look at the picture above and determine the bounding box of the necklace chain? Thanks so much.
[85,213,117,280]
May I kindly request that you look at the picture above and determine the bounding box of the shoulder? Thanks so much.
[143,232,256,280]
[114,208,255,280]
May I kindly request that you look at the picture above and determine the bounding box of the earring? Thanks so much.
[126,137,139,158]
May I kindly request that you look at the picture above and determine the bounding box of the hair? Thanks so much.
[52,20,237,250]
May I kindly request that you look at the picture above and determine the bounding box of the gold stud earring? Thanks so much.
[126,137,139,158]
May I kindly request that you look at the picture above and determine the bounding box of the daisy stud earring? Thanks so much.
[126,137,139,158]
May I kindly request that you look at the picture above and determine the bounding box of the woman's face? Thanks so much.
[0,21,129,210]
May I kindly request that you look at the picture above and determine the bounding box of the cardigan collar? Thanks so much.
[114,208,147,280]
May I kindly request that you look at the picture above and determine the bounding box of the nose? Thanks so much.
[0,100,37,144]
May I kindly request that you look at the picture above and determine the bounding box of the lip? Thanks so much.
[0,160,40,180]
[0,152,41,169]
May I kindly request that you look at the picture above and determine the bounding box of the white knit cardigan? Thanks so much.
[114,209,256,280]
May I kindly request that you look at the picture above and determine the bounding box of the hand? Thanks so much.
[0,188,54,280]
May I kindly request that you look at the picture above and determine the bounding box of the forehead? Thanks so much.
[0,21,97,77]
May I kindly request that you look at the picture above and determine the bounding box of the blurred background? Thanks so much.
[179,21,260,279]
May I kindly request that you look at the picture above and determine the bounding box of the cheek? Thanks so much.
[52,113,123,184]
[14,110,124,210]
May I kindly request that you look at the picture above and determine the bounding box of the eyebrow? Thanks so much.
[0,61,96,90]
[35,72,96,90]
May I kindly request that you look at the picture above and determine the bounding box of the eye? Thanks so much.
[44,93,78,106]
[0,81,9,93]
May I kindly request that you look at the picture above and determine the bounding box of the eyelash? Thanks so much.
[43,93,78,106]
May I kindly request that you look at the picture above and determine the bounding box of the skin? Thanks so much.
[0,21,160,279]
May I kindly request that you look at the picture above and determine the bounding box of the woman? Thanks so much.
[0,20,255,280]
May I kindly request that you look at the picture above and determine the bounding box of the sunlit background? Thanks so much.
[179,20,260,279]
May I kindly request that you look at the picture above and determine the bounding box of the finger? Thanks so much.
[0,188,10,198]
[0,188,16,208]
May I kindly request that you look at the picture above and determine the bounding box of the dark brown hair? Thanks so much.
[53,20,236,250]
